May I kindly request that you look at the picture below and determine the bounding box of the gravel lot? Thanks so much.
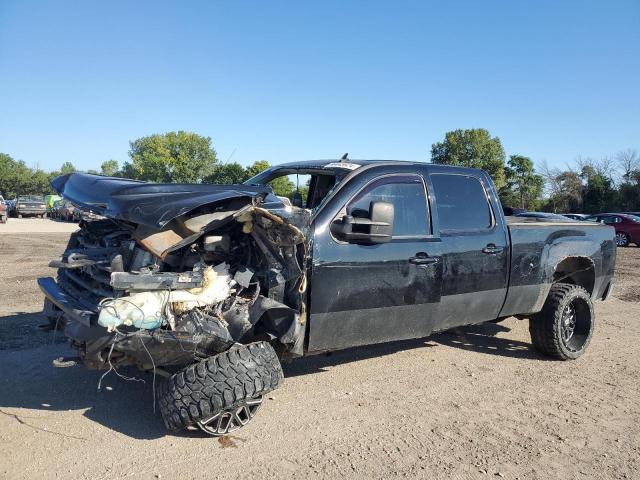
[0,220,638,479]
[0,217,79,234]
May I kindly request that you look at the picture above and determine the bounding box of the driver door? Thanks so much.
[307,173,443,352]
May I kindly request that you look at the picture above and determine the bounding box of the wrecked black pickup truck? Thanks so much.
[39,160,616,436]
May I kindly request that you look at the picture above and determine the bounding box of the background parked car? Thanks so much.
[503,207,527,216]
[50,199,63,219]
[514,212,575,221]
[562,213,589,221]
[14,195,47,218]
[45,194,62,217]
[49,200,62,220]
[53,200,76,221]
[584,213,640,247]
[0,195,7,224]
[5,199,16,217]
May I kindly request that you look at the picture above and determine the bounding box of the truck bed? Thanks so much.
[500,218,616,317]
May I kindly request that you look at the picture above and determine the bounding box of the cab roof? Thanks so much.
[269,159,486,176]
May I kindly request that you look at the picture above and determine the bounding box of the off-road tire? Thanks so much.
[157,341,283,431]
[529,283,594,360]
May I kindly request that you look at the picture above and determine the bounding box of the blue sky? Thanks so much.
[0,0,638,172]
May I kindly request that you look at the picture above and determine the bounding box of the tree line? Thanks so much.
[431,128,639,213]
[1,129,638,214]
[0,153,79,199]
[0,131,296,199]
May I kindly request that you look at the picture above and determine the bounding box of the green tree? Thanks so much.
[245,160,270,179]
[101,159,120,177]
[127,131,218,183]
[59,162,77,175]
[0,153,50,197]
[501,155,544,209]
[618,170,640,210]
[244,160,295,197]
[0,153,22,197]
[543,170,583,213]
[204,162,247,184]
[269,176,296,198]
[431,128,507,188]
[28,169,55,195]
[580,165,617,213]
[120,161,136,179]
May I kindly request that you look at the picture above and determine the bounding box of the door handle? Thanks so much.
[409,252,439,265]
[482,244,504,254]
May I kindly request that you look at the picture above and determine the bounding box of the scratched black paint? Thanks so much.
[305,162,616,352]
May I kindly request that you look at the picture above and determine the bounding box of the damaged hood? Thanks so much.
[52,173,278,228]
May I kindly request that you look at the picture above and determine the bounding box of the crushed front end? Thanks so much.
[39,174,311,373]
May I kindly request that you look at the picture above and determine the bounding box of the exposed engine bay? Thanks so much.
[42,191,311,371]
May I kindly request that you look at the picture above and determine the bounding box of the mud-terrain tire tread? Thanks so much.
[529,283,593,360]
[157,341,283,431]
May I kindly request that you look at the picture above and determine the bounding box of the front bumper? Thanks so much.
[38,277,96,326]
[17,208,46,215]
[38,276,235,369]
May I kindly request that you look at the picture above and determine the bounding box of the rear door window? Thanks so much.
[430,174,493,232]
[601,216,621,224]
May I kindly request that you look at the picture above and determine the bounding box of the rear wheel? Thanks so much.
[615,232,629,247]
[529,283,594,360]
[0,215,6,224]
[157,341,283,436]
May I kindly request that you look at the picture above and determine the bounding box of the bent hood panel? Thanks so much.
[52,173,274,228]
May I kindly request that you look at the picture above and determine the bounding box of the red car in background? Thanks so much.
[585,213,640,247]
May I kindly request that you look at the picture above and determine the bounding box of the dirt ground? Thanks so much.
[0,221,638,480]
[0,217,79,234]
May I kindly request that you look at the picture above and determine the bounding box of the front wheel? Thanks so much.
[0,215,6,224]
[529,283,594,360]
[157,341,283,436]
[616,232,630,247]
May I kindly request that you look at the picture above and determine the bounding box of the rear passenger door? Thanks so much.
[428,172,509,328]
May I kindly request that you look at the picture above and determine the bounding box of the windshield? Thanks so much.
[244,166,348,210]
[627,214,640,223]
[18,195,44,202]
